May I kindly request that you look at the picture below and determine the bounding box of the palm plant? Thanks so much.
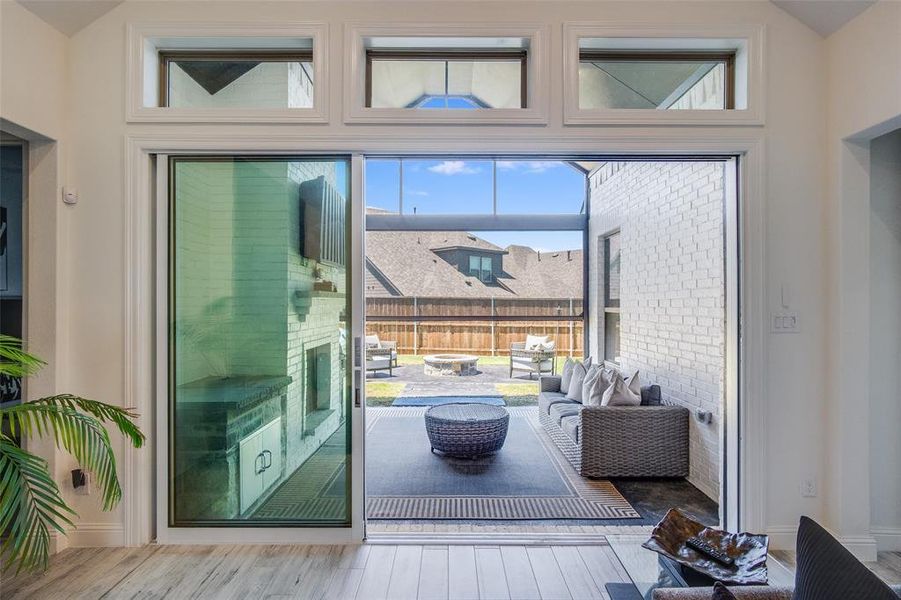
[0,335,145,573]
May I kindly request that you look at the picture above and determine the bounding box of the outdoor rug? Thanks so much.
[366,407,640,520]
[391,395,505,407]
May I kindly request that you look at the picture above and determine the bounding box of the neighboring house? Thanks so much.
[365,227,583,302]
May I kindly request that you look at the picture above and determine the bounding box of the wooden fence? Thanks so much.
[366,297,584,356]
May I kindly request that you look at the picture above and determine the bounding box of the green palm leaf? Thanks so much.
[0,335,45,379]
[3,400,142,511]
[0,434,75,573]
[0,337,145,574]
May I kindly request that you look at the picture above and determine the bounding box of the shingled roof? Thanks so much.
[365,229,582,299]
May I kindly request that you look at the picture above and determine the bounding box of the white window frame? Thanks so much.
[124,133,764,545]
[126,22,329,124]
[149,152,365,545]
[563,23,766,126]
[343,23,550,125]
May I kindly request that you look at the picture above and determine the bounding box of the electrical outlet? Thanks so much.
[72,469,91,496]
[800,478,817,498]
[772,312,800,333]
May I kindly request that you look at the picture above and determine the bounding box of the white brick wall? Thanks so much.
[587,161,726,501]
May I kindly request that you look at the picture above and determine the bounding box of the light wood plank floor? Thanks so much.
[770,549,901,586]
[7,544,899,599]
[1,543,630,600]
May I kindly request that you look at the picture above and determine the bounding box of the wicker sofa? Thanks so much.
[538,374,689,478]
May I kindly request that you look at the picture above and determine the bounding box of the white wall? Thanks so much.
[0,0,75,551]
[868,128,901,551]
[824,0,901,558]
[588,161,726,502]
[0,1,69,141]
[2,0,839,548]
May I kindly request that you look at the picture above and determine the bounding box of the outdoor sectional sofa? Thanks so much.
[538,374,689,478]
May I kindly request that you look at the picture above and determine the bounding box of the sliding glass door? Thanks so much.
[166,156,356,530]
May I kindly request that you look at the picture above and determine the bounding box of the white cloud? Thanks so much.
[427,160,481,175]
[406,189,429,197]
[495,160,561,174]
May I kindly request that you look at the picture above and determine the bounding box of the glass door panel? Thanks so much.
[169,156,352,526]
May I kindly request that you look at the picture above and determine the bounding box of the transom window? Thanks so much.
[579,51,734,110]
[159,50,314,108]
[365,50,527,109]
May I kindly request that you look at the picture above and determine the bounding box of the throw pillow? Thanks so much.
[711,582,737,600]
[525,334,550,350]
[565,362,588,402]
[582,365,606,407]
[626,370,641,396]
[582,356,593,369]
[600,367,616,388]
[792,516,897,600]
[560,358,575,394]
[601,372,641,407]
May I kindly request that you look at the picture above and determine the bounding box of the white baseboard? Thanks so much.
[49,530,69,554]
[62,522,126,548]
[766,526,798,551]
[871,527,901,552]
[767,525,878,562]
[838,535,879,562]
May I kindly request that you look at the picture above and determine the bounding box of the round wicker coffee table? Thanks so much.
[424,403,509,458]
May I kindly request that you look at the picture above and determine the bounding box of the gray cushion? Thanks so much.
[549,402,581,425]
[560,415,581,443]
[538,391,569,415]
[560,359,575,394]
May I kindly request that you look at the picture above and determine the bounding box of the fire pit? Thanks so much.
[423,354,479,377]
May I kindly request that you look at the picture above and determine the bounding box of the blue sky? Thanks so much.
[365,159,585,251]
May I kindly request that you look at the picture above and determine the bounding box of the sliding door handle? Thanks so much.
[261,449,272,470]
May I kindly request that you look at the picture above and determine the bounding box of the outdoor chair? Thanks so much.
[509,336,556,378]
[365,334,398,374]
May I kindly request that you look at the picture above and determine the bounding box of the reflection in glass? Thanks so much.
[369,58,522,109]
[579,59,726,110]
[170,157,350,525]
[166,58,314,108]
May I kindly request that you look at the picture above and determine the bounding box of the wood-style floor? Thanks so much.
[2,543,632,600]
[769,549,901,586]
[5,543,899,599]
